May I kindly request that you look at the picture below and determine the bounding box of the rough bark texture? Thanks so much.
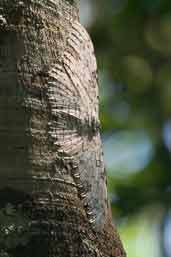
[0,1,126,256]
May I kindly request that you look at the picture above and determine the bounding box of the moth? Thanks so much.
[47,21,108,230]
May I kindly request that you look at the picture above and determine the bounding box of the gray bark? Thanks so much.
[0,1,126,256]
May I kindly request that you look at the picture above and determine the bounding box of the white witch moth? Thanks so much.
[46,20,108,231]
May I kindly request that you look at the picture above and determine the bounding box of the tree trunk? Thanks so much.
[0,1,126,256]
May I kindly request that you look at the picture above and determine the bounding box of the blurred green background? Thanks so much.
[80,1,171,257]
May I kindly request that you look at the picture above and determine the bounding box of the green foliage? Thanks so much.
[89,3,171,254]
[90,0,171,217]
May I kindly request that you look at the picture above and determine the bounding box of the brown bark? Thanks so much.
[0,1,126,256]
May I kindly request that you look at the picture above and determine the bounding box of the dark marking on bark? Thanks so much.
[0,188,31,208]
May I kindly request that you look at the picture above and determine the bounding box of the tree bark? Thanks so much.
[0,1,126,256]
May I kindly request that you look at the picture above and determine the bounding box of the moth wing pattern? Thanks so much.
[47,21,108,230]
